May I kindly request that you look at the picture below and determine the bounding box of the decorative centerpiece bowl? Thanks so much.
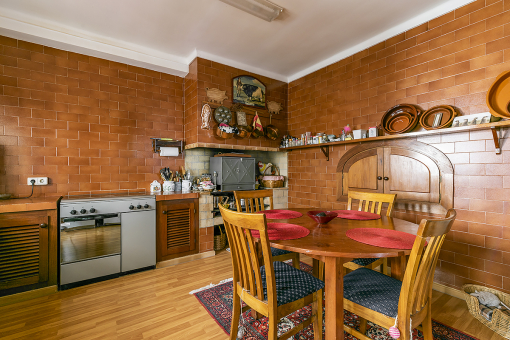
[307,211,338,224]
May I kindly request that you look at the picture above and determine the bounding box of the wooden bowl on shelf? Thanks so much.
[380,104,421,135]
[419,105,457,130]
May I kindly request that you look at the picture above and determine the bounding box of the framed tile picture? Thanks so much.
[232,75,266,109]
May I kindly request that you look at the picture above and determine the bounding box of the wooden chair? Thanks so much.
[342,209,456,340]
[343,191,397,275]
[219,205,324,340]
[234,190,300,269]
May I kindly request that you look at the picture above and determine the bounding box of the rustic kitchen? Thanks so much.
[1,0,510,339]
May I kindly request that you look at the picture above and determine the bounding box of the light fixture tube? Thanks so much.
[219,0,283,22]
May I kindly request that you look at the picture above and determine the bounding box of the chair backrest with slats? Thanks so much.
[234,189,273,213]
[347,191,396,216]
[398,209,456,325]
[219,204,276,308]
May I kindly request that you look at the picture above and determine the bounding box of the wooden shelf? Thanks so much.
[202,101,284,120]
[281,120,510,160]
[185,142,280,152]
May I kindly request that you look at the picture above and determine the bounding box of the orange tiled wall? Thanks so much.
[288,0,510,293]
[184,57,287,148]
[0,36,184,197]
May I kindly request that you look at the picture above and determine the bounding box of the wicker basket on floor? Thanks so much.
[462,284,510,339]
[213,226,227,251]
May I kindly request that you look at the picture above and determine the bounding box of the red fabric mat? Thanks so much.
[251,223,309,240]
[346,228,417,249]
[255,209,303,219]
[333,210,380,220]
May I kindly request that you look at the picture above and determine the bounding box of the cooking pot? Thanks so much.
[265,113,279,140]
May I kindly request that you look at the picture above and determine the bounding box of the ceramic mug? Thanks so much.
[182,180,192,191]
[163,181,175,192]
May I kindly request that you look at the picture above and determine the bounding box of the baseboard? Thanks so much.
[0,286,57,307]
[433,282,465,300]
[156,251,216,269]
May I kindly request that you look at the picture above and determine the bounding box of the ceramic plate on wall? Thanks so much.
[486,71,510,118]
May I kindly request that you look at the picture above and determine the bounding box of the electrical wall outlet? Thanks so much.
[27,177,49,185]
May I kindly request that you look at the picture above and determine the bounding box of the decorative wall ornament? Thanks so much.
[236,111,247,126]
[201,103,212,129]
[205,87,228,104]
[233,75,266,109]
[267,101,284,114]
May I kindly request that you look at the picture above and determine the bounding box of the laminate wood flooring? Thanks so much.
[0,251,504,340]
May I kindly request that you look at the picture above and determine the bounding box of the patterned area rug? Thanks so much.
[193,263,478,340]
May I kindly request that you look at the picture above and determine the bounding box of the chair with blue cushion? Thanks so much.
[343,209,456,340]
[234,190,300,269]
[219,204,324,340]
[343,191,397,275]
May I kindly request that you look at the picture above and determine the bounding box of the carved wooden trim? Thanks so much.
[336,140,454,212]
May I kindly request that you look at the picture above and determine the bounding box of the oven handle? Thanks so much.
[62,213,119,222]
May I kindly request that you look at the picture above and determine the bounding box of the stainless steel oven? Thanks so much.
[59,195,156,288]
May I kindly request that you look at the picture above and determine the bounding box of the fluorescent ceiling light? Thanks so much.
[219,0,283,22]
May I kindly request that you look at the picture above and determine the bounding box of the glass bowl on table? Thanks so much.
[307,211,338,224]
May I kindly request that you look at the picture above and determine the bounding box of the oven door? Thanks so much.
[60,213,121,264]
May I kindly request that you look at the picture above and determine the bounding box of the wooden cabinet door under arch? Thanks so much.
[337,140,453,213]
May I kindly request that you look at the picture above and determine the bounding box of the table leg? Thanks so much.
[390,255,406,280]
[324,257,345,340]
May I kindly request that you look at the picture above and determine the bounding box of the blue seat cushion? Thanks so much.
[343,267,402,317]
[260,261,325,306]
[351,258,380,266]
[271,247,294,257]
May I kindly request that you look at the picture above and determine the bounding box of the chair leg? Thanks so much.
[292,253,300,269]
[422,304,433,340]
[381,258,388,276]
[312,289,323,340]
[230,291,241,340]
[359,317,367,335]
[268,313,278,340]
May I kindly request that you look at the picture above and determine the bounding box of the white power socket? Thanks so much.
[27,177,49,185]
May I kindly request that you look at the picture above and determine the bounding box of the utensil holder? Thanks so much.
[175,181,182,192]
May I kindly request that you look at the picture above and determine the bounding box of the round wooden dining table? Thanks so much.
[266,208,420,340]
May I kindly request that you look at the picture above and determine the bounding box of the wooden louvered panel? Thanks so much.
[0,211,49,290]
[157,199,198,261]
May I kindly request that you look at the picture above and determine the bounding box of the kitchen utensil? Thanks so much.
[215,124,234,139]
[235,124,253,138]
[380,104,421,135]
[182,180,192,191]
[265,113,280,140]
[419,105,457,130]
[486,70,510,118]
[163,181,175,192]
[213,106,232,124]
[307,211,338,224]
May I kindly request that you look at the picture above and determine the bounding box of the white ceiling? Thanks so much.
[0,0,474,82]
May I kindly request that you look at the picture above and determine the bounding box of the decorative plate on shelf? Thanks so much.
[419,105,457,130]
[486,70,510,118]
[380,104,421,135]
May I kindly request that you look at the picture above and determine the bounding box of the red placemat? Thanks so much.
[251,223,309,240]
[333,210,380,220]
[255,209,303,219]
[346,228,418,249]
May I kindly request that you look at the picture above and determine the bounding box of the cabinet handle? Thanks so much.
[162,211,167,214]
[377,176,382,180]
[40,223,47,228]
[384,177,389,181]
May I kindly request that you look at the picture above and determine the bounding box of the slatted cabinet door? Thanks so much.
[0,211,49,290]
[157,199,199,262]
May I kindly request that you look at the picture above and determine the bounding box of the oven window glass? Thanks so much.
[60,214,121,264]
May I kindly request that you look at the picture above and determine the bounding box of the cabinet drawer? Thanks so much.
[222,184,255,191]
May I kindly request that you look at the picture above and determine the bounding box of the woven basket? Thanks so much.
[214,226,227,251]
[462,284,510,339]
[261,167,284,188]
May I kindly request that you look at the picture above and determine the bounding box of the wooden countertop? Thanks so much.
[153,192,200,201]
[0,197,60,213]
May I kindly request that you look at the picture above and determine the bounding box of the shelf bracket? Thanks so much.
[319,145,330,161]
[491,126,501,154]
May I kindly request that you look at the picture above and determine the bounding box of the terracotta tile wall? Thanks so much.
[287,0,510,293]
[0,35,184,197]
[184,57,287,148]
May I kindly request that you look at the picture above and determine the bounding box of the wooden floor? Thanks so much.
[0,251,504,340]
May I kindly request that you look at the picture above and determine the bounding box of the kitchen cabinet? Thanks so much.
[337,140,453,210]
[156,199,199,262]
[0,209,57,295]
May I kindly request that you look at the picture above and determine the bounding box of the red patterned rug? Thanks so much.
[193,262,478,340]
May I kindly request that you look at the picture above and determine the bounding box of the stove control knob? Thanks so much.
[129,205,135,210]
[89,208,96,213]
[137,204,142,209]
[70,209,77,215]
[144,204,149,209]
[80,209,87,214]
